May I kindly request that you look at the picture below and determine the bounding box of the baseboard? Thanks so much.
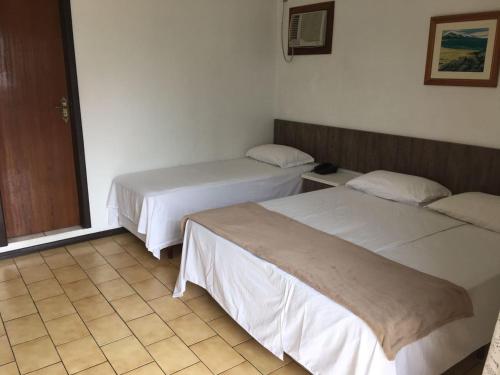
[0,228,127,260]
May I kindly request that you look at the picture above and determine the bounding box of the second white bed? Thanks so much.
[107,158,313,257]
[174,187,500,375]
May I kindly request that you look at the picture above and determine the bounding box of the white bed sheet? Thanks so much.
[107,158,313,257]
[174,187,500,375]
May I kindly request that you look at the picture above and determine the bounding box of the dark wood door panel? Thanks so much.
[0,0,80,237]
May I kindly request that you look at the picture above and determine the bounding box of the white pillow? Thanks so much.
[246,144,314,168]
[427,192,500,233]
[346,170,451,205]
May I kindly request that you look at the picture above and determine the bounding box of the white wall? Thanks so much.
[5,0,500,253]
[275,0,500,149]
[2,0,276,252]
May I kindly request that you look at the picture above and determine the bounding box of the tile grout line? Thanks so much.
[107,239,217,374]
[5,242,202,374]
[2,236,287,375]
[66,238,177,374]
[0,311,22,375]
[63,241,145,374]
[14,255,72,375]
[107,239,262,375]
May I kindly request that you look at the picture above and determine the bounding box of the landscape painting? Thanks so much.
[424,12,500,87]
[438,28,489,72]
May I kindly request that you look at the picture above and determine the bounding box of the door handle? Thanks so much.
[55,97,70,123]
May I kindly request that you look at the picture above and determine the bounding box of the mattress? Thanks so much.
[174,187,500,375]
[107,157,313,257]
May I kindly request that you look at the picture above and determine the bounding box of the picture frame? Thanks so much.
[424,11,500,87]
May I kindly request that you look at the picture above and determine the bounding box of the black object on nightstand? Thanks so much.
[313,163,338,175]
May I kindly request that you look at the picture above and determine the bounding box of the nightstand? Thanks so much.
[301,169,361,193]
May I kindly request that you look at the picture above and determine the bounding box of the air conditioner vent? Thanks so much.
[289,10,327,48]
[289,14,300,43]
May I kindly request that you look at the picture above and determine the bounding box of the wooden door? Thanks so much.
[0,0,81,238]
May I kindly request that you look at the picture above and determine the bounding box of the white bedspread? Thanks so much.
[107,158,313,257]
[174,187,500,375]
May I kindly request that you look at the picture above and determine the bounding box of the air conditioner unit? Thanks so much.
[289,10,328,48]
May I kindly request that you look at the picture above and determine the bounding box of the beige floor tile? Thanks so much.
[131,278,170,301]
[19,264,53,285]
[76,362,115,375]
[185,295,226,322]
[41,247,67,257]
[270,363,310,375]
[111,294,153,322]
[93,241,125,258]
[0,294,37,321]
[0,362,19,375]
[36,294,76,322]
[175,362,212,375]
[209,316,251,347]
[57,336,106,374]
[85,265,120,284]
[104,253,137,270]
[235,340,290,374]
[44,253,76,270]
[14,254,44,269]
[117,265,152,284]
[221,362,261,375]
[74,253,107,270]
[73,295,114,322]
[0,238,317,375]
[0,335,14,365]
[0,263,20,282]
[66,243,95,258]
[148,296,191,322]
[90,238,114,247]
[5,314,47,345]
[28,362,68,375]
[150,266,179,289]
[135,255,162,270]
[86,313,132,346]
[0,279,28,301]
[168,313,216,346]
[124,362,164,375]
[123,243,149,259]
[127,314,174,346]
[112,233,138,246]
[102,336,152,374]
[27,279,63,302]
[180,282,207,302]
[45,313,90,345]
[147,336,198,374]
[0,317,5,336]
[97,279,135,302]
[191,336,244,374]
[62,279,99,302]
[53,265,88,285]
[0,259,14,266]
[13,336,60,374]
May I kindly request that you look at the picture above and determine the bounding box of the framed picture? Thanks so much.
[424,11,500,87]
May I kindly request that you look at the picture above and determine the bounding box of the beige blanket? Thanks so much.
[182,202,473,360]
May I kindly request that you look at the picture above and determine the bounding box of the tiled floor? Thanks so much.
[0,233,487,375]
[0,234,305,375]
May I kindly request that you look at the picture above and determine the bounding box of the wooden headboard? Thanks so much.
[274,119,500,195]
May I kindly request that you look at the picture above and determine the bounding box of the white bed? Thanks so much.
[174,187,500,375]
[107,157,313,257]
